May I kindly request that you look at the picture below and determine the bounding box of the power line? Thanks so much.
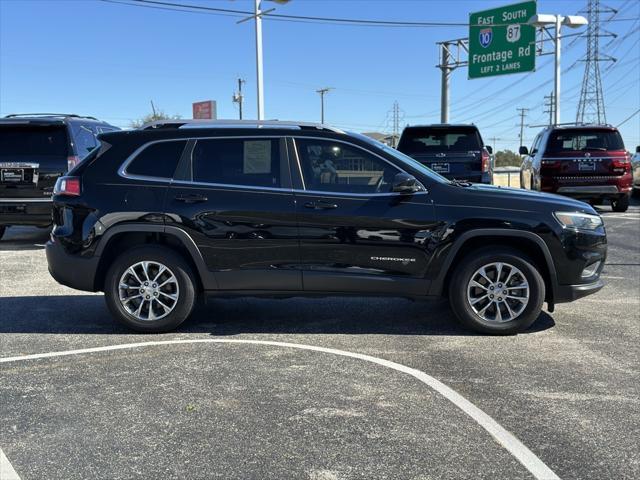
[617,107,640,127]
[105,0,640,28]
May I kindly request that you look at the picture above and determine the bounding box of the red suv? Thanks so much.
[519,125,632,212]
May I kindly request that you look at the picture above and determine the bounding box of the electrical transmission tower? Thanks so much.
[576,0,617,124]
[392,101,400,148]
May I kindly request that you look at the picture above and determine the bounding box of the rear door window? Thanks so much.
[0,124,69,162]
[546,130,625,153]
[126,140,187,179]
[398,127,482,154]
[191,138,281,188]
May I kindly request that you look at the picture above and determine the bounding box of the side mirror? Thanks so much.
[485,145,493,154]
[519,146,529,155]
[392,172,423,194]
[635,145,640,153]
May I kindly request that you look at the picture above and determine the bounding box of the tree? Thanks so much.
[130,108,181,128]
[494,149,523,168]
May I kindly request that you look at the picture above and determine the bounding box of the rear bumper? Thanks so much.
[542,174,632,198]
[45,238,99,292]
[554,279,604,303]
[0,198,52,226]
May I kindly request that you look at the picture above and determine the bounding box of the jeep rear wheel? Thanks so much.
[449,248,545,335]
[104,245,197,333]
[611,195,629,212]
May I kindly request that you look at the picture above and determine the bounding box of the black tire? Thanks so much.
[0,226,6,241]
[448,247,545,335]
[611,195,629,212]
[104,245,197,333]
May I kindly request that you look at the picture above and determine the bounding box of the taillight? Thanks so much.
[54,176,81,196]
[611,153,631,174]
[481,149,490,173]
[541,159,561,171]
[67,155,80,171]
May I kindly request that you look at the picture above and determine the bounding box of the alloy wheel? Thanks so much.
[118,261,180,321]
[466,262,530,323]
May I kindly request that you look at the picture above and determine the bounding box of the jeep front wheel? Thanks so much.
[449,248,545,335]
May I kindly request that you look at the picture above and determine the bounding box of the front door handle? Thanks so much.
[304,200,338,210]
[175,194,208,204]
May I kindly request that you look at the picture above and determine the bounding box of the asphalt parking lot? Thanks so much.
[1,199,638,480]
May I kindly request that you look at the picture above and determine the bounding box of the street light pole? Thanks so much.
[528,14,588,125]
[254,0,264,121]
[554,15,561,125]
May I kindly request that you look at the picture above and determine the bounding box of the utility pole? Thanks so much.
[576,0,617,124]
[233,78,246,120]
[316,88,332,124]
[150,100,157,117]
[517,108,529,148]
[543,92,555,126]
[489,137,500,154]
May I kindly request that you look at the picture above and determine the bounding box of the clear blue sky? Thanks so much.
[1,0,638,151]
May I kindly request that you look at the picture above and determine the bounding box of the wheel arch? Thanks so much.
[429,229,558,307]
[93,224,217,291]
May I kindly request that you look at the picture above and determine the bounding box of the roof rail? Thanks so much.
[139,119,345,134]
[3,113,99,120]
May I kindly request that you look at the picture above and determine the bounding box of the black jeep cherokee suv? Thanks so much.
[46,120,606,334]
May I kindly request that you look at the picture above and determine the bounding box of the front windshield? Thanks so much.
[349,132,451,184]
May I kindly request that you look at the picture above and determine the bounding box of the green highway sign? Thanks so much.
[468,1,537,79]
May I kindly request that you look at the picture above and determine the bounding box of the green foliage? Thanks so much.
[494,149,523,168]
[130,109,182,128]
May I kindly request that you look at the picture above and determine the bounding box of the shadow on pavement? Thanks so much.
[0,226,50,252]
[0,294,556,336]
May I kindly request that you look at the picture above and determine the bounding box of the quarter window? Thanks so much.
[191,138,281,188]
[127,140,187,179]
[71,123,98,158]
[295,139,400,194]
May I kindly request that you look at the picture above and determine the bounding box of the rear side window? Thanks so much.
[398,127,482,154]
[191,138,280,188]
[126,140,186,179]
[546,129,625,153]
[0,125,69,158]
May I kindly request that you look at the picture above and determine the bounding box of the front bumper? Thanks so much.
[554,279,604,303]
[0,198,53,226]
[45,238,100,292]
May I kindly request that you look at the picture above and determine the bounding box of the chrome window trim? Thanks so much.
[118,135,287,185]
[290,136,427,196]
[170,178,293,195]
[117,134,428,199]
[118,138,190,183]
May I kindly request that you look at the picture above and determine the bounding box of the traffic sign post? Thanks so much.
[468,1,537,79]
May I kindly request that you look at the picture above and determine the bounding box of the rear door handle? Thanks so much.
[304,200,338,210]
[175,194,208,204]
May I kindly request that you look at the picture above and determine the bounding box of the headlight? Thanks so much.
[553,211,603,230]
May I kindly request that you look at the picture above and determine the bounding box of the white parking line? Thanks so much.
[0,447,21,480]
[0,339,560,480]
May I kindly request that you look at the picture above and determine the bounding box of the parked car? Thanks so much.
[632,145,640,196]
[0,113,119,240]
[46,120,606,335]
[396,124,493,183]
[519,124,632,212]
